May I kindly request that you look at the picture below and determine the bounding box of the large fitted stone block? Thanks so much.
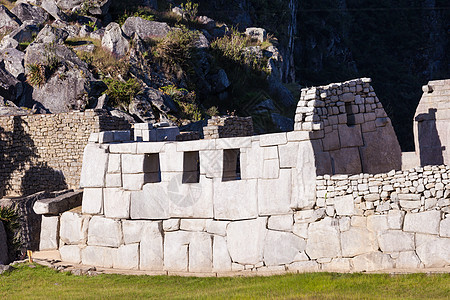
[278,143,298,168]
[206,221,229,236]
[103,188,130,219]
[305,217,341,259]
[263,231,306,266]
[200,150,223,178]
[122,173,146,190]
[367,215,389,232]
[82,246,116,268]
[338,124,363,147]
[439,218,450,237]
[213,236,231,272]
[168,175,213,218]
[130,183,169,219]
[82,188,103,214]
[267,215,293,231]
[189,232,213,272]
[377,230,414,252]
[87,216,122,247]
[334,195,355,216]
[259,132,287,146]
[140,222,164,270]
[262,159,279,179]
[213,179,258,220]
[105,173,122,187]
[122,154,148,173]
[60,211,89,245]
[240,143,263,179]
[403,210,441,234]
[352,252,394,272]
[113,244,139,270]
[216,137,252,149]
[416,237,450,268]
[292,141,316,209]
[80,144,109,188]
[387,210,405,230]
[59,245,82,264]
[226,218,267,265]
[322,130,340,151]
[39,215,59,250]
[330,147,362,175]
[395,251,421,269]
[122,220,148,244]
[258,169,292,215]
[160,144,183,172]
[341,227,377,257]
[107,154,121,173]
[164,231,190,272]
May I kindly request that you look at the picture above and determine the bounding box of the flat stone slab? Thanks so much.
[33,190,83,215]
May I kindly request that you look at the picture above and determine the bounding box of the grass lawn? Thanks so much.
[0,264,448,299]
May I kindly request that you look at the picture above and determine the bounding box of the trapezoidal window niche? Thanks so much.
[144,153,161,183]
[345,102,356,127]
[222,149,241,181]
[182,151,200,183]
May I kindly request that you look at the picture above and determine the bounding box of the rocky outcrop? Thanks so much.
[0,5,22,33]
[0,48,25,78]
[41,0,68,21]
[11,2,49,26]
[121,17,170,40]
[0,64,24,103]
[101,22,129,57]
[32,24,68,44]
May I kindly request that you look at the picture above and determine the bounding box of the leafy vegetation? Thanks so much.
[103,78,141,110]
[0,206,21,261]
[0,263,449,299]
[180,0,199,22]
[160,85,202,122]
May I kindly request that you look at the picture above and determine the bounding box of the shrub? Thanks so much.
[0,205,21,261]
[206,106,219,117]
[180,0,198,22]
[160,84,202,122]
[26,63,46,87]
[103,78,141,110]
[117,8,155,26]
[153,26,198,76]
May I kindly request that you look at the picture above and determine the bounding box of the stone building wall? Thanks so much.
[414,79,450,166]
[203,116,253,139]
[296,78,401,175]
[0,109,130,197]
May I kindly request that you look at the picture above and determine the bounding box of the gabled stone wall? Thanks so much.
[0,109,130,197]
[296,78,401,175]
[414,79,450,166]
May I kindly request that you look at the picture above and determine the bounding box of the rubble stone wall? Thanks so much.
[203,116,253,139]
[0,109,130,197]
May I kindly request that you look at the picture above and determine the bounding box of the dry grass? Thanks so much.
[0,0,14,10]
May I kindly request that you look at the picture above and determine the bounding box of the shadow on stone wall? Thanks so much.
[416,108,444,166]
[0,116,67,197]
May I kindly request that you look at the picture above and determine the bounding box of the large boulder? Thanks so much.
[0,5,21,33]
[7,23,40,44]
[40,0,68,21]
[0,48,25,78]
[121,17,170,40]
[128,95,156,123]
[101,22,129,57]
[32,24,68,44]
[11,2,49,26]
[24,43,96,112]
[0,64,23,103]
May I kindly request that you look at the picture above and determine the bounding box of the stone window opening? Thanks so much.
[345,102,356,127]
[182,151,200,183]
[222,149,241,181]
[144,153,161,183]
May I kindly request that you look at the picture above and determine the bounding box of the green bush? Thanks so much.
[26,63,46,87]
[160,84,202,122]
[153,26,199,75]
[180,0,199,22]
[103,78,141,110]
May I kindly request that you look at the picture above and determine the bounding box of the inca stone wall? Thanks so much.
[0,109,130,197]
[414,79,450,166]
[203,116,253,139]
[296,78,401,175]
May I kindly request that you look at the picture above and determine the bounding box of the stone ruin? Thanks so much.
[23,78,450,273]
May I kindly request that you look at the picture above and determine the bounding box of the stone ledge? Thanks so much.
[33,190,83,215]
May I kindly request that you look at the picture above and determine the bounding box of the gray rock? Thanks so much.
[0,35,19,50]
[305,217,341,259]
[55,0,83,10]
[245,27,266,43]
[271,113,293,131]
[416,236,450,268]
[32,24,68,44]
[87,216,122,247]
[38,215,59,250]
[8,23,39,43]
[41,0,68,21]
[0,264,13,274]
[403,210,441,235]
[208,69,230,93]
[0,64,23,103]
[121,17,170,40]
[0,5,21,33]
[95,93,108,109]
[0,48,25,78]
[11,2,49,26]
[87,0,112,16]
[52,19,80,38]
[193,31,209,49]
[197,15,215,31]
[0,221,9,265]
[109,108,136,123]
[142,87,177,113]
[102,22,129,57]
[263,231,306,266]
[129,95,156,123]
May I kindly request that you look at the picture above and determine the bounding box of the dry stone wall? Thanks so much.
[0,109,130,197]
[203,116,253,139]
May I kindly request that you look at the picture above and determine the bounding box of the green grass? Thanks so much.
[0,264,449,299]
